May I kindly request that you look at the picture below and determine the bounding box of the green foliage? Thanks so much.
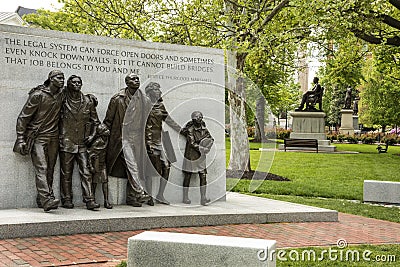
[326,133,359,144]
[245,47,301,117]
[274,128,292,139]
[245,104,256,127]
[24,9,93,34]
[296,0,400,46]
[381,133,400,145]
[326,133,336,142]
[318,34,366,127]
[359,133,379,144]
[359,46,400,128]
[115,261,126,267]
[345,135,359,144]
[24,0,161,39]
[247,126,255,137]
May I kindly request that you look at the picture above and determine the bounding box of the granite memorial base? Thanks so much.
[339,109,355,135]
[278,111,336,152]
[128,231,276,267]
[363,180,400,204]
[0,193,338,239]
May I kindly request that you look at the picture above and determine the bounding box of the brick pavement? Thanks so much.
[0,213,399,267]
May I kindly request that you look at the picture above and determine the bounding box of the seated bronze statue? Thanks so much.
[295,77,324,112]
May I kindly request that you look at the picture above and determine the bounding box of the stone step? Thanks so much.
[0,192,338,239]
[364,180,400,204]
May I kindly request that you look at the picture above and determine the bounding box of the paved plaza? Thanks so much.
[0,213,399,266]
[0,193,398,266]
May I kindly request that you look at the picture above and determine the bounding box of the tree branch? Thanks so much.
[75,0,148,41]
[389,0,400,10]
[352,29,400,46]
[238,0,290,45]
[381,14,400,31]
[255,0,290,34]
[224,0,258,13]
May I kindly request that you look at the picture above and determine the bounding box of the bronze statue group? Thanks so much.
[14,70,214,212]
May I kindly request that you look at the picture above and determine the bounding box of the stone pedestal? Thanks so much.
[353,115,360,132]
[339,109,355,135]
[279,111,335,152]
[290,111,326,139]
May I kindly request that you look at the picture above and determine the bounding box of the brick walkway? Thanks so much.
[0,213,399,267]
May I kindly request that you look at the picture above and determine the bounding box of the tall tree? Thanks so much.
[359,45,400,130]
[245,46,300,139]
[318,34,366,129]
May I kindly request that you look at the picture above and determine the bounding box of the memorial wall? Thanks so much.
[0,24,225,208]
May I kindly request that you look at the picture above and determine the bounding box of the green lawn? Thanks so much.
[227,142,400,200]
[226,140,400,222]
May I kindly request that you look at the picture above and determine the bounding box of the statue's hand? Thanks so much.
[14,142,28,156]
[145,144,154,154]
[88,164,96,174]
[199,146,210,155]
[84,135,95,146]
[179,128,188,137]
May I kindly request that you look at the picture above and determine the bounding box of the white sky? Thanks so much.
[0,0,63,12]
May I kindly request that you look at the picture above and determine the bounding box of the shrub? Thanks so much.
[337,134,346,143]
[263,128,291,140]
[276,128,291,139]
[360,133,378,144]
[247,126,255,137]
[327,133,337,142]
[265,130,276,139]
[382,133,399,145]
[345,135,359,144]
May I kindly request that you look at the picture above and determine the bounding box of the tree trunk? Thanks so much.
[254,95,266,142]
[227,51,250,171]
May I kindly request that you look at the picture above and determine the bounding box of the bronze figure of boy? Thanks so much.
[87,123,113,209]
[181,111,214,206]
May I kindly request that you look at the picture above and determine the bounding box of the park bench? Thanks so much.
[376,143,388,153]
[284,138,319,153]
